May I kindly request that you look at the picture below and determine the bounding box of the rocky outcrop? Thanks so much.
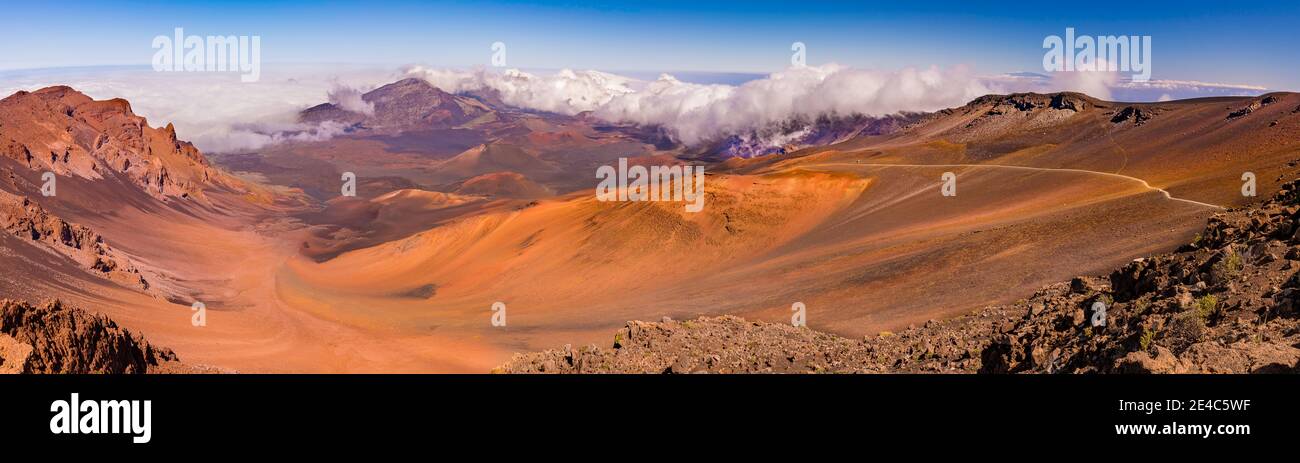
[967,92,1099,116]
[1227,102,1261,120]
[0,299,178,374]
[1226,95,1279,121]
[1110,106,1155,126]
[0,86,224,200]
[0,191,149,291]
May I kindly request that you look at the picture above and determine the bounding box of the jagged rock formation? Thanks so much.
[1110,105,1156,126]
[1228,94,1282,120]
[0,86,223,199]
[0,299,178,374]
[0,191,148,290]
[967,92,1097,115]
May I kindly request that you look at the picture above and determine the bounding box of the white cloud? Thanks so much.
[407,66,639,114]
[327,83,375,115]
[0,64,399,153]
[407,63,995,145]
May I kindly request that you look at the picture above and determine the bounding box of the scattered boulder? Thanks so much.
[1110,106,1154,125]
[1227,97,1273,120]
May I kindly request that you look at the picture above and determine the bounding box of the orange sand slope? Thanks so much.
[275,164,1214,371]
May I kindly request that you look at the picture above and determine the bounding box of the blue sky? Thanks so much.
[1,0,1297,90]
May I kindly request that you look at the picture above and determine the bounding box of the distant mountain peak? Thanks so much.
[384,77,437,89]
[300,78,493,132]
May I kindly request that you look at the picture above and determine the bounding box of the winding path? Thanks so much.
[806,162,1225,210]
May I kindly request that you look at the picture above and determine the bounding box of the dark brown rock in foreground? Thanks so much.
[981,180,1300,374]
[496,309,1014,374]
[0,299,179,374]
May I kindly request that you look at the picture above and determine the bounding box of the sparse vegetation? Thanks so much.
[1133,298,1150,314]
[1167,310,1208,352]
[1194,294,1218,321]
[1139,327,1156,352]
[1213,249,1243,282]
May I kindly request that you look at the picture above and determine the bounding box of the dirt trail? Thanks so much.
[805,162,1226,210]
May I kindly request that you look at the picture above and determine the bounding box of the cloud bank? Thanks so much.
[407,64,1270,145]
[408,64,996,145]
[0,64,1270,153]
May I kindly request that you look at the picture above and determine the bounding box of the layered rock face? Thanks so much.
[0,299,178,374]
[0,86,219,199]
[0,191,149,290]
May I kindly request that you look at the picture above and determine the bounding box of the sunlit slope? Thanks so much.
[803,92,1300,206]
[278,164,1212,366]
